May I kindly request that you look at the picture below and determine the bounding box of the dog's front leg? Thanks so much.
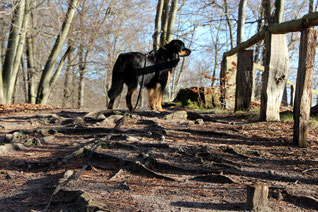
[148,87,157,111]
[156,89,166,112]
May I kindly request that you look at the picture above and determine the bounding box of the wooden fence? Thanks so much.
[220,12,318,147]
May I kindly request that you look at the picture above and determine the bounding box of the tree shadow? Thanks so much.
[171,201,246,211]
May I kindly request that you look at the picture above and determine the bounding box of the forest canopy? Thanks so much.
[0,0,317,108]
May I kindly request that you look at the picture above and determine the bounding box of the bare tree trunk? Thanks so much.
[309,0,315,12]
[26,0,37,104]
[262,0,271,25]
[223,0,234,49]
[293,28,317,147]
[237,0,247,45]
[78,48,89,109]
[274,0,284,23]
[36,0,79,105]
[62,41,74,107]
[166,0,178,43]
[160,0,170,46]
[153,0,164,50]
[1,0,26,103]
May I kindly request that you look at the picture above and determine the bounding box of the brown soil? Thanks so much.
[0,105,317,211]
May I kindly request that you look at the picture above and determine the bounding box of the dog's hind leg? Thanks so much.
[126,83,137,111]
[107,78,124,109]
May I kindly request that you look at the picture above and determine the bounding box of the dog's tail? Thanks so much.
[108,54,125,100]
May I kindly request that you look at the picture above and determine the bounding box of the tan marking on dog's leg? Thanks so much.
[157,71,170,111]
[148,88,157,111]
[153,83,163,111]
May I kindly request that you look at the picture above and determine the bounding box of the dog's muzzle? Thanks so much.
[179,48,191,57]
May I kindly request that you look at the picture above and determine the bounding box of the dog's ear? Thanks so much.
[165,40,183,53]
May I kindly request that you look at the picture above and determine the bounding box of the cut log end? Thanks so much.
[247,183,269,211]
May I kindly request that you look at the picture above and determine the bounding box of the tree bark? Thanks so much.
[235,50,254,112]
[36,0,79,105]
[220,56,237,109]
[1,0,26,103]
[274,0,284,23]
[9,0,31,104]
[26,0,37,104]
[160,0,170,46]
[78,48,90,109]
[293,28,317,147]
[62,41,74,107]
[153,0,164,50]
[262,0,271,25]
[223,0,234,49]
[260,31,289,121]
[166,0,178,43]
[237,0,247,45]
[290,84,295,107]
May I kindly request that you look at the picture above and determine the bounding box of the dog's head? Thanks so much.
[164,40,191,57]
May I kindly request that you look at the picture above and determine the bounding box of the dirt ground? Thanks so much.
[0,104,318,212]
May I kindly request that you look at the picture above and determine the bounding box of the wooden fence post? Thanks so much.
[247,183,269,211]
[293,28,317,147]
[220,56,237,109]
[235,50,254,112]
[260,31,289,121]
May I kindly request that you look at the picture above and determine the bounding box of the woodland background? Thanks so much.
[0,0,317,109]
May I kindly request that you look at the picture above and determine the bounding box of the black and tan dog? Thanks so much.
[107,39,191,111]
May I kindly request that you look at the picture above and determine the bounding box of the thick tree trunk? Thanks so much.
[153,0,164,50]
[220,56,237,109]
[293,28,317,147]
[235,50,254,112]
[260,32,289,121]
[36,0,79,105]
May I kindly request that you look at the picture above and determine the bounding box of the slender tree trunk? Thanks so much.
[309,0,315,12]
[77,48,89,109]
[166,0,178,43]
[237,0,247,45]
[153,0,164,50]
[160,0,170,46]
[262,0,272,25]
[26,0,37,104]
[274,0,284,23]
[36,0,79,105]
[223,0,234,49]
[1,0,26,103]
[62,42,74,107]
